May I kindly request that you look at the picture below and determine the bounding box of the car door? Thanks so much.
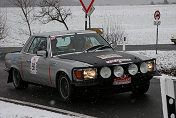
[31,37,51,85]
[22,37,49,85]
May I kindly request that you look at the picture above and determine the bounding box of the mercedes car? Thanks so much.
[5,30,160,101]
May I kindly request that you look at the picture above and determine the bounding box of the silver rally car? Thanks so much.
[5,30,160,101]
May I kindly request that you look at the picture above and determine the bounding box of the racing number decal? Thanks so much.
[30,56,40,74]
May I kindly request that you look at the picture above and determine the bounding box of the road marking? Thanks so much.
[0,97,96,118]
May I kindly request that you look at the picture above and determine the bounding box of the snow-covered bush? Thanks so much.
[135,51,176,76]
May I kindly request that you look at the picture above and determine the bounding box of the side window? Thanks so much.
[51,37,71,56]
[28,37,47,54]
[87,37,100,46]
[56,37,71,47]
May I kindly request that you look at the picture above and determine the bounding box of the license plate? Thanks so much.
[113,75,131,85]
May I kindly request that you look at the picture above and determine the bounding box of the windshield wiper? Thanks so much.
[84,45,104,52]
[96,45,112,51]
[84,45,112,52]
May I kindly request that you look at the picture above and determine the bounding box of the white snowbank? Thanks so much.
[0,5,176,47]
[0,101,77,118]
[131,50,176,70]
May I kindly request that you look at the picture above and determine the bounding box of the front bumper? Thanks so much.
[72,72,157,87]
[171,39,176,43]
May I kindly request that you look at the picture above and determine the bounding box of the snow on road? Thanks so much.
[0,100,78,118]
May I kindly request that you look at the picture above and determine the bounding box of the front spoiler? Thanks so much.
[171,39,176,43]
[72,72,157,87]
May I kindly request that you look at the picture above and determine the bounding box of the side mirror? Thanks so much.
[37,50,47,58]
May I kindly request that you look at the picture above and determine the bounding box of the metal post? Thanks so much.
[89,16,91,29]
[123,37,126,52]
[156,25,159,54]
[160,76,176,118]
[85,13,88,30]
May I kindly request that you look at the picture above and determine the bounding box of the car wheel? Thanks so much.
[132,82,150,95]
[12,69,28,89]
[58,74,73,102]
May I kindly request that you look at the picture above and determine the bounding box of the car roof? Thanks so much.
[34,30,96,37]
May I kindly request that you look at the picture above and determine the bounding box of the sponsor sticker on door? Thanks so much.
[30,56,40,74]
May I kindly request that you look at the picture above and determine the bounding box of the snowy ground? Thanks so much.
[131,50,176,76]
[0,5,176,117]
[0,101,78,118]
[0,5,176,47]
[133,50,176,70]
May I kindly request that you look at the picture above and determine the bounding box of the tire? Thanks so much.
[57,74,73,102]
[132,82,150,95]
[12,69,28,89]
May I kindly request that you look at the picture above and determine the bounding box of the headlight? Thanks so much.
[114,66,124,77]
[148,61,155,72]
[128,64,138,75]
[83,68,97,80]
[100,67,111,78]
[140,62,148,73]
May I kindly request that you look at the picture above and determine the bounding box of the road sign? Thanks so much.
[80,0,95,13]
[154,10,160,20]
[154,10,161,54]
[154,20,161,25]
[82,6,95,17]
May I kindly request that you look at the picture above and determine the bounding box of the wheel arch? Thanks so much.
[55,71,71,88]
[8,66,20,83]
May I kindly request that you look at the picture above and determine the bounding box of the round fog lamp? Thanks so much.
[140,62,148,73]
[114,66,124,77]
[128,64,138,75]
[100,67,111,78]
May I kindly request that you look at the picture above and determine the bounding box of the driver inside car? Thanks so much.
[67,36,93,52]
[51,39,60,56]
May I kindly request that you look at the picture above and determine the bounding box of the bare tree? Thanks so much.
[36,0,72,30]
[11,0,34,36]
[0,10,7,40]
[103,19,126,47]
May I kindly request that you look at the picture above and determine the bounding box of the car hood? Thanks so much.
[58,50,146,67]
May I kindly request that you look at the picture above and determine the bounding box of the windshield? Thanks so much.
[51,33,110,56]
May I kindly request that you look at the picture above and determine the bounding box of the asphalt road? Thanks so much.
[0,44,176,53]
[0,61,162,118]
[0,44,175,59]
[0,44,175,118]
[0,60,164,118]
[115,44,176,51]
